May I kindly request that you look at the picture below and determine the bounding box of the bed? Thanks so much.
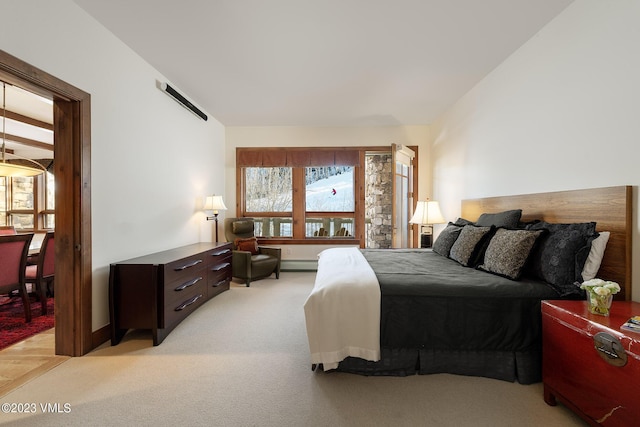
[304,186,632,384]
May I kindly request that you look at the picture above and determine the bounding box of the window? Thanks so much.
[237,148,361,242]
[304,166,354,237]
[244,167,293,237]
[0,172,54,231]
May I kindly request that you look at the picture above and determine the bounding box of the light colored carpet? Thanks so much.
[1,272,586,426]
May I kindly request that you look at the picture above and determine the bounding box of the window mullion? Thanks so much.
[292,167,306,239]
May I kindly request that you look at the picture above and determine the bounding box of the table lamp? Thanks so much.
[409,200,445,248]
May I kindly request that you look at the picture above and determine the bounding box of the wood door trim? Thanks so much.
[0,49,93,356]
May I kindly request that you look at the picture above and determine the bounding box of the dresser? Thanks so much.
[109,242,232,346]
[542,300,640,426]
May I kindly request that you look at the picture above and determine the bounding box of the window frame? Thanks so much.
[237,147,380,246]
[1,172,54,231]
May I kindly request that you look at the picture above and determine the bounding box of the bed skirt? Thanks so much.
[335,347,542,384]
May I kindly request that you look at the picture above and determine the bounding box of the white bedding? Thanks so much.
[303,247,381,370]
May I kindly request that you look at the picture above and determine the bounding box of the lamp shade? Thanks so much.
[204,195,227,213]
[409,200,445,225]
[0,161,44,177]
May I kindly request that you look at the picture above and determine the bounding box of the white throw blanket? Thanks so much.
[303,247,381,370]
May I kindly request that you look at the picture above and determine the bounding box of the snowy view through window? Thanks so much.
[245,167,353,212]
[245,167,354,237]
[306,167,354,212]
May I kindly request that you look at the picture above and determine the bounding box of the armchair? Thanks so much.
[224,218,281,287]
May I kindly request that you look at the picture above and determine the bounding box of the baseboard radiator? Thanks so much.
[281,260,318,271]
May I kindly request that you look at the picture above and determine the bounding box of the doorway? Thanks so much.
[0,50,93,356]
[364,145,418,249]
[392,144,415,248]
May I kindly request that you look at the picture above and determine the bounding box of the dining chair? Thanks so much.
[0,225,17,235]
[0,233,34,323]
[25,231,54,316]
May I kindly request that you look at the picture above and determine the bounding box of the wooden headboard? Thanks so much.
[461,186,632,301]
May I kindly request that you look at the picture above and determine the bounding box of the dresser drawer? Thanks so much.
[208,261,231,298]
[163,253,209,284]
[209,260,231,280]
[164,268,208,307]
[161,281,207,329]
[208,246,232,264]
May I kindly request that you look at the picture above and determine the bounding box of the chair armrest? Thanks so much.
[232,250,252,276]
[232,249,253,261]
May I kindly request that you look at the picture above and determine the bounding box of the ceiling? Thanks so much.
[0,83,53,160]
[73,1,572,127]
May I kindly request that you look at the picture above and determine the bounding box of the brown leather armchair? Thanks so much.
[224,218,281,287]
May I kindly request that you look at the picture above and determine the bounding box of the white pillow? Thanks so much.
[581,231,610,281]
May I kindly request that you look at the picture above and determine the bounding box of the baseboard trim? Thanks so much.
[281,260,318,271]
[91,324,111,351]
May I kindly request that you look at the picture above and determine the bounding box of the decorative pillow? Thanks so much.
[479,228,544,280]
[449,225,493,267]
[581,231,610,281]
[235,237,259,254]
[233,220,254,234]
[432,223,463,257]
[525,221,598,296]
[475,209,522,229]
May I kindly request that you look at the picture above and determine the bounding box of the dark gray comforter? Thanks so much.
[335,249,562,383]
[362,249,559,299]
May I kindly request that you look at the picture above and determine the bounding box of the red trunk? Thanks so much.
[542,300,640,426]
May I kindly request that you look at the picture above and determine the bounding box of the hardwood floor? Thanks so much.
[0,329,69,397]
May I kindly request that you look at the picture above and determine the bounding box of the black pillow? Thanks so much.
[479,228,544,280]
[453,217,474,227]
[449,225,493,267]
[475,209,522,229]
[432,223,463,257]
[525,221,598,296]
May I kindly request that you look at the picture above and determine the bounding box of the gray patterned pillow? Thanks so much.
[479,228,544,280]
[449,225,492,266]
[432,223,463,257]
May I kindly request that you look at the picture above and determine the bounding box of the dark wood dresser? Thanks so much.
[109,242,232,346]
[542,300,640,426]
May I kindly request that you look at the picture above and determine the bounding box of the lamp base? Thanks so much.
[420,234,433,248]
[206,213,220,242]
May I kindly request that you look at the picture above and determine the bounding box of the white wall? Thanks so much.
[430,1,640,301]
[1,0,227,329]
[225,126,431,262]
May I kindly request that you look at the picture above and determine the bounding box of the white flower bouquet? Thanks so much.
[580,278,620,316]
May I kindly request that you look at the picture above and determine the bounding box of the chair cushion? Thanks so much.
[251,254,277,263]
[235,237,259,254]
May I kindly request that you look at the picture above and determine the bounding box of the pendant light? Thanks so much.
[0,81,45,177]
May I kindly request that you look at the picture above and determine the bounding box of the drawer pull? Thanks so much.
[175,294,203,311]
[593,332,627,367]
[211,262,231,272]
[212,279,228,288]
[212,249,231,256]
[175,277,203,291]
[174,259,203,271]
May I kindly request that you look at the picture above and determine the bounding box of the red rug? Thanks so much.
[0,294,54,350]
